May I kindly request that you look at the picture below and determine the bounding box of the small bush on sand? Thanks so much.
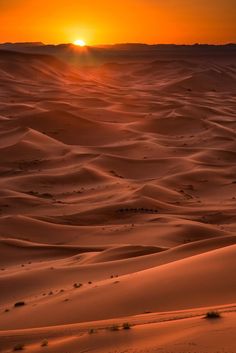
[41,339,48,347]
[14,302,25,308]
[73,283,82,288]
[122,322,131,330]
[88,328,96,334]
[205,311,221,319]
[13,343,24,351]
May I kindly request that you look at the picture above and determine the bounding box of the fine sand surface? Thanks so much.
[0,47,236,352]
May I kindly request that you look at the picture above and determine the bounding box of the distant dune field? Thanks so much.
[0,45,236,353]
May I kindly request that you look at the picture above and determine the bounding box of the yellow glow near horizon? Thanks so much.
[73,39,86,47]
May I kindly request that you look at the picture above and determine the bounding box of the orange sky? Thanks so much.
[0,0,235,45]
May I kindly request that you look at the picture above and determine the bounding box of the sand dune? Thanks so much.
[2,244,236,330]
[0,48,236,352]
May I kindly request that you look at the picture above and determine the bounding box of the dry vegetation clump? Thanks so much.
[123,322,131,330]
[73,283,82,288]
[41,339,48,347]
[205,311,221,319]
[14,302,25,308]
[13,343,24,351]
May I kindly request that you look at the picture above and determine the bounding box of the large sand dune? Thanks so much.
[0,47,236,352]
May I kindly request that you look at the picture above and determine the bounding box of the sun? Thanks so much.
[73,39,86,47]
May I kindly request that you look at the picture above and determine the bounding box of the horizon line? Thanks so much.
[0,41,236,47]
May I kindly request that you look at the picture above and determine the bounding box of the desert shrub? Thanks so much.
[14,302,25,308]
[13,343,24,351]
[88,328,96,334]
[122,322,131,330]
[41,339,48,347]
[73,283,82,288]
[205,311,221,319]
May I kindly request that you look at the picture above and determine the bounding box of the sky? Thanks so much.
[0,0,235,45]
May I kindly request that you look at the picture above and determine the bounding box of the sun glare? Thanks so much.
[73,39,86,47]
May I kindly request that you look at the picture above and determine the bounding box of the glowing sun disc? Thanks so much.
[73,39,86,47]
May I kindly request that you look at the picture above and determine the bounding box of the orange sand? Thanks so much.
[0,47,236,352]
